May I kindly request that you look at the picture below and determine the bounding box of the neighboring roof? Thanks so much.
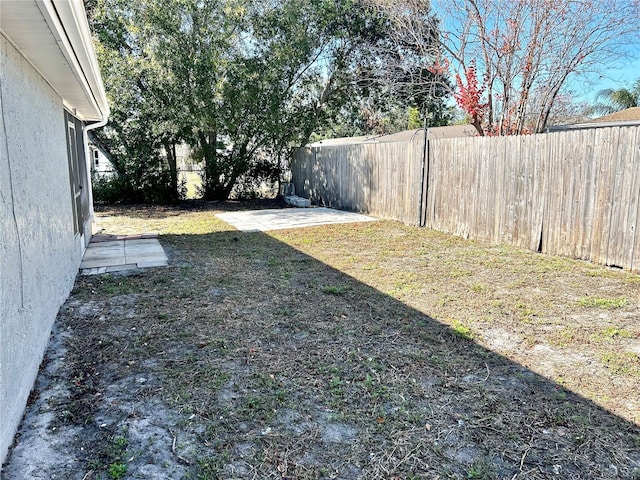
[547,107,640,132]
[308,125,477,147]
[425,124,478,140]
[309,134,380,147]
[591,107,640,123]
[0,0,109,122]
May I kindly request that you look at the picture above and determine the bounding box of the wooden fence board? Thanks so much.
[625,128,640,271]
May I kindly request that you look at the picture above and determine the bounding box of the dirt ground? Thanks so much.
[3,201,640,479]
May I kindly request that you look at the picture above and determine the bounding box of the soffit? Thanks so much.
[0,0,108,121]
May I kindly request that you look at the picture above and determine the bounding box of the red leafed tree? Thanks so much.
[454,63,486,135]
[439,0,640,135]
[374,0,640,135]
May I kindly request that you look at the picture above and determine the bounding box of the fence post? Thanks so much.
[418,127,429,227]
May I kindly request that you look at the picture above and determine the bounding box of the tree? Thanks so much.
[89,0,404,201]
[592,78,640,115]
[88,0,189,202]
[362,0,454,129]
[437,0,640,135]
[372,0,639,135]
[454,62,486,135]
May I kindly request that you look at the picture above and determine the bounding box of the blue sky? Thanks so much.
[431,0,640,106]
[573,55,640,104]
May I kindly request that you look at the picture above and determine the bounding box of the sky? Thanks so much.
[431,0,640,107]
[573,55,640,104]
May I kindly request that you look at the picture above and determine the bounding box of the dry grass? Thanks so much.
[10,201,640,479]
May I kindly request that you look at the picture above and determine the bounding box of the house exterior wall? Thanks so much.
[0,34,84,464]
[89,145,115,176]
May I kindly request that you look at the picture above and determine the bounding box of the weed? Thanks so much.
[451,320,475,340]
[194,454,228,479]
[550,327,579,347]
[553,390,567,401]
[467,459,496,479]
[579,297,628,309]
[390,279,420,297]
[591,327,633,342]
[85,433,130,480]
[584,268,619,278]
[364,373,374,390]
[245,394,268,412]
[450,269,472,278]
[108,462,128,480]
[99,274,140,296]
[321,284,348,295]
[515,302,537,320]
[600,352,640,376]
[329,375,343,392]
[362,356,384,374]
[535,256,573,273]
[438,294,455,307]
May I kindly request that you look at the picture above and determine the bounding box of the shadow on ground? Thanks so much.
[4,220,640,479]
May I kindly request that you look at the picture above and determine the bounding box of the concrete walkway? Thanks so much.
[216,207,377,232]
[80,233,168,275]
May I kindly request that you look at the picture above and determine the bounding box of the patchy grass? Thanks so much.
[600,352,640,376]
[6,201,640,480]
[450,319,476,340]
[321,284,349,295]
[578,296,629,309]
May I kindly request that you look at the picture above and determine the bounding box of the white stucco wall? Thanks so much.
[0,34,84,464]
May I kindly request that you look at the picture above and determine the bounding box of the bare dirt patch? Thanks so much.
[3,201,640,479]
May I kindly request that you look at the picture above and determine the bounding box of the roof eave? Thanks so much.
[39,0,109,122]
[0,0,109,122]
[547,120,640,132]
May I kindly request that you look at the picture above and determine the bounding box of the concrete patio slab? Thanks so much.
[80,235,168,275]
[80,256,128,269]
[216,207,377,232]
[86,240,125,249]
[137,259,169,268]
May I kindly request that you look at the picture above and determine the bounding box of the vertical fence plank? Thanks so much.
[609,127,636,268]
[623,128,640,271]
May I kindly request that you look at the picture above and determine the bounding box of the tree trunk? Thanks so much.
[199,130,222,200]
[162,139,179,197]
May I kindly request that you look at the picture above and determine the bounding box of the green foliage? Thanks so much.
[466,460,496,479]
[108,462,127,480]
[600,352,640,376]
[407,107,422,129]
[321,285,348,295]
[592,78,640,115]
[91,168,183,204]
[88,0,448,203]
[451,320,475,340]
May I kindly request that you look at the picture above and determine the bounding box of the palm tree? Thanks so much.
[591,78,640,115]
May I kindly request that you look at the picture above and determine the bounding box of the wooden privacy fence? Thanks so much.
[291,125,640,273]
[291,141,425,225]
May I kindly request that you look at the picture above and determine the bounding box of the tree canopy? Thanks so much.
[368,0,640,136]
[89,0,451,202]
[592,78,640,116]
